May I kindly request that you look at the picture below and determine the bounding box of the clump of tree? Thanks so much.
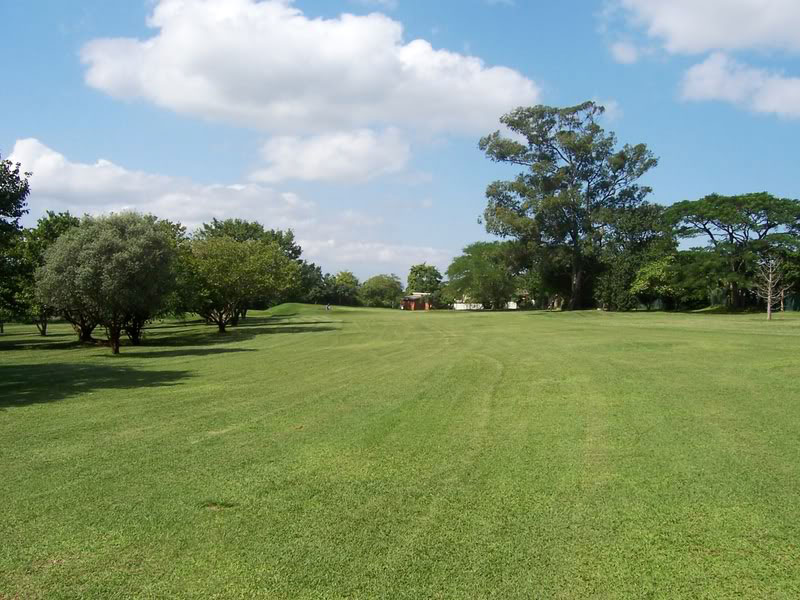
[13,211,80,335]
[187,236,300,333]
[36,213,177,353]
[667,192,800,309]
[446,242,518,309]
[479,101,658,310]
[359,274,403,308]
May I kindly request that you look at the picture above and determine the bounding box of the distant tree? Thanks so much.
[480,101,658,309]
[293,261,327,304]
[360,274,403,308]
[668,192,800,308]
[0,154,30,249]
[188,237,299,332]
[37,213,176,353]
[753,257,792,321]
[15,211,80,335]
[447,242,517,309]
[332,271,360,306]
[196,218,302,259]
[406,263,442,293]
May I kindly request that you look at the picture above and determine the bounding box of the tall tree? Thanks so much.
[360,274,403,308]
[406,263,443,293]
[753,257,792,321]
[332,271,360,306]
[479,101,658,309]
[37,213,176,353]
[668,192,800,308]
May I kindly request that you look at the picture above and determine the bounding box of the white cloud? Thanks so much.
[616,0,800,54]
[681,52,800,118]
[299,239,450,269]
[250,128,410,183]
[594,98,623,121]
[8,138,450,276]
[610,41,639,64]
[81,0,539,135]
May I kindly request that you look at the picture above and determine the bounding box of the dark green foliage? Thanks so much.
[36,213,176,353]
[447,242,518,309]
[668,192,800,308]
[480,101,658,309]
[331,271,360,306]
[188,237,300,332]
[359,274,403,308]
[406,263,443,293]
[12,211,80,335]
[195,218,302,260]
[0,154,31,331]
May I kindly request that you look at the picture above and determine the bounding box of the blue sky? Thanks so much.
[3,0,799,280]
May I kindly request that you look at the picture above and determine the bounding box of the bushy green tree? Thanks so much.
[480,101,658,309]
[15,211,80,335]
[447,242,517,309]
[360,274,403,308]
[406,264,442,293]
[0,154,31,332]
[668,192,800,308]
[188,237,299,332]
[37,213,176,353]
[332,271,360,306]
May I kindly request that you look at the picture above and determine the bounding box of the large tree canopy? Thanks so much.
[188,237,300,332]
[15,211,80,335]
[195,218,302,260]
[668,192,800,307]
[479,101,658,309]
[406,263,443,293]
[37,213,176,353]
[446,242,518,309]
[360,274,403,308]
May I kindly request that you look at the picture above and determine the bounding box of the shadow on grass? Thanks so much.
[127,347,257,359]
[149,324,338,348]
[0,331,82,352]
[0,363,191,409]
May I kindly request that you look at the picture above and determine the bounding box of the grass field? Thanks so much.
[2,305,800,598]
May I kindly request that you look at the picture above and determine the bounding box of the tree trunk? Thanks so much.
[76,323,96,343]
[108,326,122,354]
[36,319,48,336]
[0,320,4,334]
[767,285,773,321]
[218,320,227,333]
[781,289,785,312]
[568,266,583,310]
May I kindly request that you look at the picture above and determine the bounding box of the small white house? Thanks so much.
[453,299,518,311]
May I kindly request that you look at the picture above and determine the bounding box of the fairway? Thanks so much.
[2,305,800,598]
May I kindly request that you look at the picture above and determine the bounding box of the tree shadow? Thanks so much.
[0,363,191,409]
[126,347,257,359]
[149,324,338,348]
[0,331,80,352]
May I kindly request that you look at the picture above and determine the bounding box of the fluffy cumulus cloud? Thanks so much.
[611,0,800,118]
[616,0,800,54]
[8,139,449,274]
[250,128,410,183]
[81,0,539,135]
[682,53,800,118]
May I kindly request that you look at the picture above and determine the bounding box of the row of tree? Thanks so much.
[466,101,800,313]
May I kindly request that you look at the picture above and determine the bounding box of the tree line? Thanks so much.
[458,101,800,313]
[2,100,799,351]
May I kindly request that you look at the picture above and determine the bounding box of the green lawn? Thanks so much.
[2,305,800,598]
